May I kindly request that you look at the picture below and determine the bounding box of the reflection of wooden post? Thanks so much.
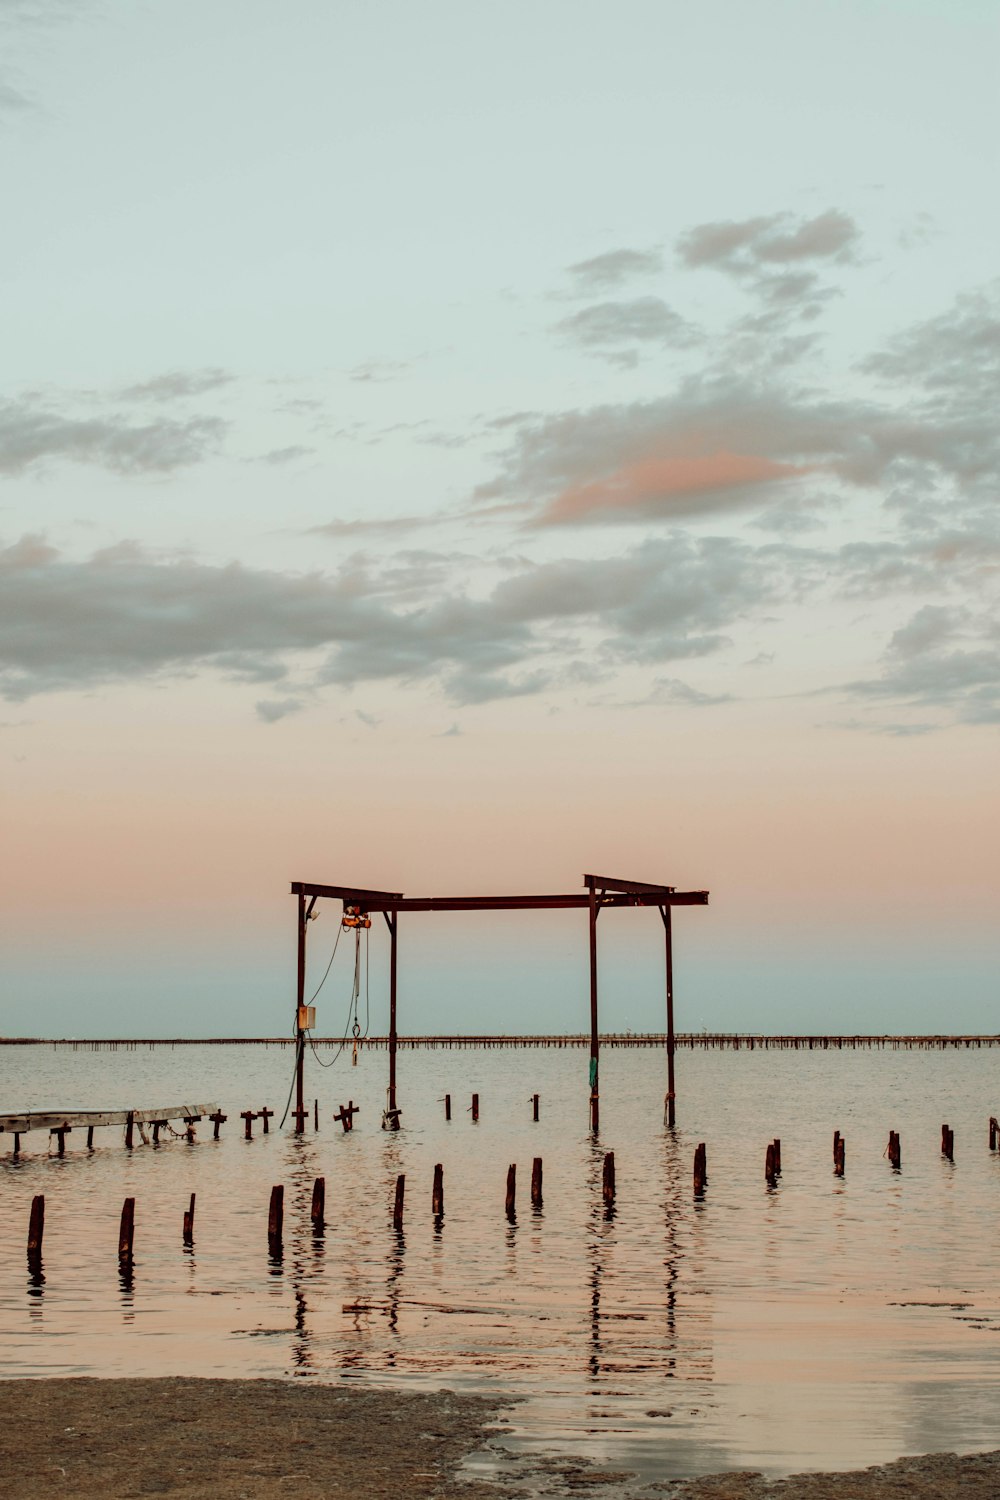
[531,1157,543,1207]
[505,1164,516,1220]
[393,1174,405,1230]
[588,881,599,1131]
[432,1163,444,1217]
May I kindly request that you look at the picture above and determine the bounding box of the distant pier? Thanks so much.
[3,1034,999,1051]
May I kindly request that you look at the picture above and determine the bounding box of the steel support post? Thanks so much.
[295,890,306,1133]
[662,904,676,1128]
[588,881,599,1131]
[388,911,398,1112]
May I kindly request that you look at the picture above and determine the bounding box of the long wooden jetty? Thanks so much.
[0,1105,217,1135]
[3,1034,1000,1051]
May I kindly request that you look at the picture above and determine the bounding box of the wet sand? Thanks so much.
[2,1379,999,1499]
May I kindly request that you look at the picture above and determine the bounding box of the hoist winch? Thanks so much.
[342,905,371,930]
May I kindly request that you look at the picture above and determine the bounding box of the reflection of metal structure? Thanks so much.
[290,872,709,1133]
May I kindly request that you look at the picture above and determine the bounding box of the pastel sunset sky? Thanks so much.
[2,1,998,1038]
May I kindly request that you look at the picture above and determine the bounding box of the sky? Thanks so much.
[2,0,998,1039]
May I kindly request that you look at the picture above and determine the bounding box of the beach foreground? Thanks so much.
[2,1379,999,1499]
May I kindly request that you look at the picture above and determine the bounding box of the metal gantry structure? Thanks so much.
[289,873,709,1133]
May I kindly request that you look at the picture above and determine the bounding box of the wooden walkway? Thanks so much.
[0,1104,218,1136]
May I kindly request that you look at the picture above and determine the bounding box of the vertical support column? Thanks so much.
[662,903,676,1128]
[588,879,599,1132]
[295,890,306,1134]
[388,911,398,1113]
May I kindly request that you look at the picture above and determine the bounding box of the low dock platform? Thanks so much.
[0,1104,221,1155]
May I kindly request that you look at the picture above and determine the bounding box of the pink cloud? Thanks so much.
[540,451,811,525]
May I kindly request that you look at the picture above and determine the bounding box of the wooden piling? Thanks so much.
[27,1195,44,1258]
[444,1093,451,1121]
[241,1110,254,1140]
[210,1110,227,1139]
[772,1138,781,1176]
[505,1163,516,1220]
[942,1124,954,1161]
[311,1177,325,1230]
[182,1193,195,1245]
[833,1129,840,1162]
[87,1126,95,1149]
[268,1185,284,1246]
[990,1116,998,1151]
[602,1150,616,1208]
[119,1198,135,1262]
[432,1162,444,1217]
[765,1142,776,1183]
[314,1098,319,1132]
[471,1093,479,1122]
[393,1173,405,1230]
[531,1156,543,1207]
[834,1135,845,1177]
[693,1142,707,1195]
[125,1112,134,1150]
[887,1130,901,1169]
[531,1093,539,1122]
[13,1132,20,1158]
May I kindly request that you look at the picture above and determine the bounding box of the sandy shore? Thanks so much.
[2,1379,999,1499]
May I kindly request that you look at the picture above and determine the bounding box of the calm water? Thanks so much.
[3,1040,1000,1482]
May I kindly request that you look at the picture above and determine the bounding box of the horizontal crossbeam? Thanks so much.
[291,881,707,912]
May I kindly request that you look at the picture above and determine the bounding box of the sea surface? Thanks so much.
[2,1039,1000,1483]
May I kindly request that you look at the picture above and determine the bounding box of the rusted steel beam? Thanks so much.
[291,881,404,902]
[583,873,676,895]
[290,884,708,912]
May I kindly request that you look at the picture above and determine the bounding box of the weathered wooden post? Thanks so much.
[241,1110,254,1139]
[531,1157,543,1207]
[588,879,600,1131]
[505,1164,516,1220]
[471,1093,479,1122]
[531,1093,540,1122]
[693,1142,707,1196]
[87,1126,95,1150]
[661,902,676,1128]
[183,1193,195,1245]
[765,1142,777,1183]
[834,1134,845,1177]
[432,1163,444,1217]
[27,1195,44,1262]
[311,1177,325,1230]
[443,1094,451,1121]
[990,1116,998,1151]
[268,1185,284,1254]
[393,1173,405,1230]
[942,1124,954,1161]
[210,1110,227,1139]
[772,1138,782,1176]
[314,1099,319,1132]
[602,1151,616,1208]
[887,1130,901,1169]
[119,1198,136,1263]
[124,1112,134,1150]
[259,1107,274,1135]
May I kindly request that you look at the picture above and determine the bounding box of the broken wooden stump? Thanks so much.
[432,1163,444,1218]
[119,1198,136,1263]
[27,1195,44,1262]
[334,1101,360,1132]
[182,1192,195,1246]
[765,1142,777,1184]
[834,1133,845,1177]
[693,1142,707,1196]
[602,1151,616,1209]
[531,1156,543,1208]
[443,1093,451,1121]
[311,1177,325,1231]
[505,1163,516,1221]
[471,1093,479,1122]
[887,1130,901,1169]
[989,1116,998,1151]
[268,1185,284,1253]
[531,1093,539,1122]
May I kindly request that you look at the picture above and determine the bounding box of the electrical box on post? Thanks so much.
[297,1005,316,1031]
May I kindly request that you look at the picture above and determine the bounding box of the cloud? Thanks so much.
[308,513,448,539]
[845,604,1000,725]
[0,399,226,475]
[259,445,314,466]
[540,451,810,525]
[677,209,859,273]
[0,78,30,110]
[0,530,776,707]
[552,297,700,367]
[256,698,304,723]
[565,247,664,292]
[119,368,234,403]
